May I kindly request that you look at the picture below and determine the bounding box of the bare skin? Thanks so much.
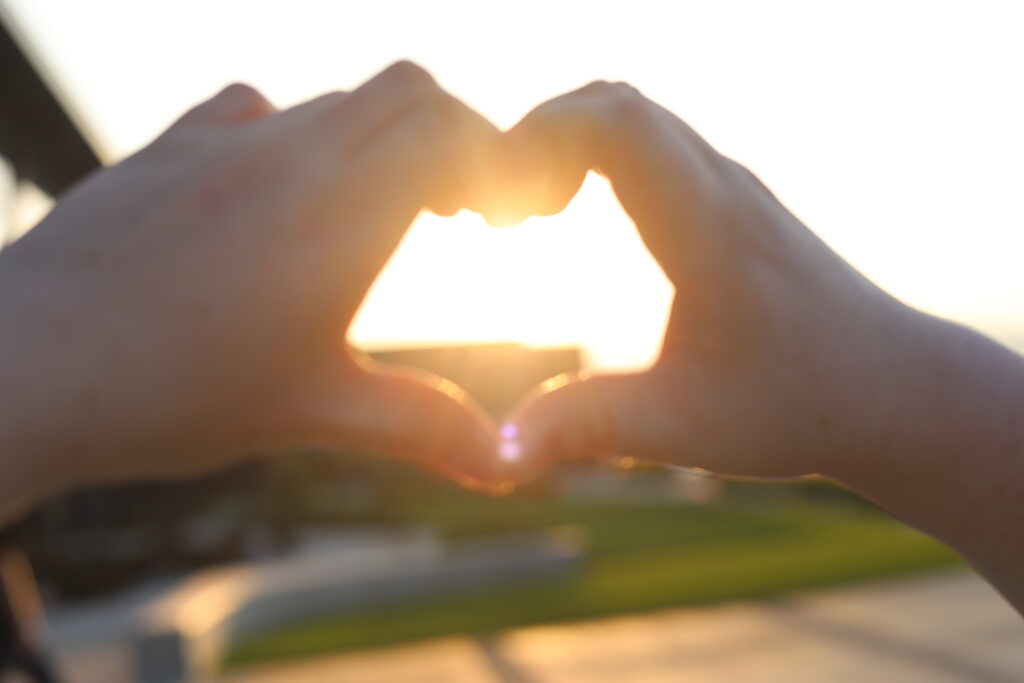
[0,62,511,522]
[493,81,1024,613]
[1,66,1023,615]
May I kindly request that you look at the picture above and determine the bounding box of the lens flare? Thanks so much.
[498,423,521,462]
[498,440,521,463]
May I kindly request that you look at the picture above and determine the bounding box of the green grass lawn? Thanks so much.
[226,493,960,669]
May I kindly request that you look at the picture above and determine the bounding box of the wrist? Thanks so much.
[878,311,1023,480]
[834,307,1024,544]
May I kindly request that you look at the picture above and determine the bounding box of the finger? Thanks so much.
[474,105,593,227]
[282,363,509,494]
[326,78,505,218]
[500,371,672,484]
[424,99,505,219]
[508,80,711,184]
[488,81,737,276]
[303,60,445,155]
[294,62,502,245]
[275,70,504,319]
[358,365,510,493]
[476,80,643,227]
[175,83,276,127]
[325,82,505,259]
[277,90,349,126]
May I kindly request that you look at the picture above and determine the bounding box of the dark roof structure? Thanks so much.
[0,14,100,196]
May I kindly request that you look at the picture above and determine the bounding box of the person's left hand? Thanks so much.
[0,62,509,516]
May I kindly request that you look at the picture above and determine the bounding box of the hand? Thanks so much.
[491,81,927,483]
[0,62,509,517]
[488,82,1024,613]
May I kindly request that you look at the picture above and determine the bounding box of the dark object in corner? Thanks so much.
[0,15,100,195]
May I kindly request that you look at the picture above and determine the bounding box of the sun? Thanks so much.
[348,174,674,371]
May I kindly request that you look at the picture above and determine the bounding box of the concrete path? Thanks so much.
[225,569,1024,683]
[45,528,584,683]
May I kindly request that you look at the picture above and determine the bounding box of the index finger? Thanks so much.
[482,82,744,276]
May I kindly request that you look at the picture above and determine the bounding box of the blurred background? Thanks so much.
[1,2,1022,682]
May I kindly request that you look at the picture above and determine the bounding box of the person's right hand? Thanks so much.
[489,82,1024,614]
[491,81,927,483]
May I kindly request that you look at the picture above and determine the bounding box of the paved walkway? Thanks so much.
[225,569,1024,683]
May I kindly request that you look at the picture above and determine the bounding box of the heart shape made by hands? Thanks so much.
[341,91,674,494]
[352,175,672,486]
[337,76,837,496]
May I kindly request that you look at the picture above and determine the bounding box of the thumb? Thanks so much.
[275,362,508,494]
[471,106,590,228]
[502,371,673,484]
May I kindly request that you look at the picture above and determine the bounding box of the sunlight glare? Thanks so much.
[348,174,674,371]
[5,0,1024,359]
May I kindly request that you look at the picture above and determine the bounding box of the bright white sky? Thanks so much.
[4,0,1024,369]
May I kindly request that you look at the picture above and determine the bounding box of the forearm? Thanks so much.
[836,310,1024,611]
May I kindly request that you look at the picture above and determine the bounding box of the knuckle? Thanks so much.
[602,82,649,121]
[581,79,637,98]
[317,90,351,116]
[382,59,437,92]
[572,81,650,130]
[220,82,262,101]
[582,79,613,92]
[406,91,460,145]
[215,82,272,117]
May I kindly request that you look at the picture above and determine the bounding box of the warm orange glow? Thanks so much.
[349,175,674,371]
[6,0,1024,362]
